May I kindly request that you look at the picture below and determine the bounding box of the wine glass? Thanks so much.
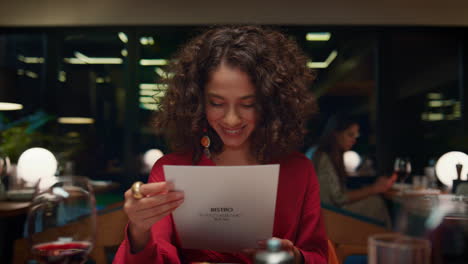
[394,157,412,184]
[26,176,96,264]
[368,233,431,264]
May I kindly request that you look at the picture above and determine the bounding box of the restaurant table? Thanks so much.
[0,201,29,264]
[383,187,444,199]
[0,200,31,218]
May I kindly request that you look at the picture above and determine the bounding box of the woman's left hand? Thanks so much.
[242,238,303,264]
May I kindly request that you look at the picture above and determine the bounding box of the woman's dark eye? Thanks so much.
[209,101,223,107]
[242,104,255,108]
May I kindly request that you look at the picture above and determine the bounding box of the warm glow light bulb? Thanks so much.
[144,149,164,169]
[17,148,58,186]
[435,151,468,188]
[344,150,361,174]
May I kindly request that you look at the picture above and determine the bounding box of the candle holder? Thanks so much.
[452,163,467,194]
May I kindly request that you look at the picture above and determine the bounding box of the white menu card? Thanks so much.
[164,165,279,252]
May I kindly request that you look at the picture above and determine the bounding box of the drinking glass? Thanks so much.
[396,194,468,264]
[25,176,96,264]
[394,157,412,184]
[368,233,431,264]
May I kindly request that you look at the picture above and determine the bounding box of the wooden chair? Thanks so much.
[13,202,127,264]
[322,208,393,263]
[327,239,339,264]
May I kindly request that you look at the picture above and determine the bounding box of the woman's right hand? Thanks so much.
[123,181,185,252]
[372,173,397,194]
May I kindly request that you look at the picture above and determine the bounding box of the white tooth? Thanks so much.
[225,128,241,134]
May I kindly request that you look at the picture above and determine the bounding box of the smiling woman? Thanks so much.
[155,26,317,165]
[114,25,328,264]
[204,64,257,165]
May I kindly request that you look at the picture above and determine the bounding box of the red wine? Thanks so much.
[395,170,408,182]
[32,241,91,264]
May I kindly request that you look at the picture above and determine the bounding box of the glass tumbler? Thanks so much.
[368,233,430,264]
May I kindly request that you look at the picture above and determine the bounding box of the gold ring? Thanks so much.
[131,181,144,199]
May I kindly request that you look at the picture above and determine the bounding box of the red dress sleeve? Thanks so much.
[112,156,182,264]
[295,161,328,263]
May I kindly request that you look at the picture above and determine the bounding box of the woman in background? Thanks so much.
[312,115,396,227]
[113,26,328,264]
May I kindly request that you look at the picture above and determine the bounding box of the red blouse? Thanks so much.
[113,152,328,264]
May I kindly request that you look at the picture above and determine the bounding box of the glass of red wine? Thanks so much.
[26,176,96,264]
[394,157,412,184]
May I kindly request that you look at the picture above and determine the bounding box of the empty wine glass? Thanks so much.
[26,176,96,264]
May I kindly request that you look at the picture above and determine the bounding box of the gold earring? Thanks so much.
[201,128,211,158]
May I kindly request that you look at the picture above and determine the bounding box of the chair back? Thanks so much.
[322,207,393,263]
[327,239,339,264]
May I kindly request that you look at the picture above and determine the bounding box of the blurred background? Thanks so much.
[1,2,467,187]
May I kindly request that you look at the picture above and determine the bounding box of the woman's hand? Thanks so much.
[123,182,184,252]
[372,173,397,194]
[243,238,303,264]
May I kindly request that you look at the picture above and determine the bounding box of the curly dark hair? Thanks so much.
[154,25,317,164]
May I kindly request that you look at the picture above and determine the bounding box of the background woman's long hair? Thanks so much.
[315,114,357,185]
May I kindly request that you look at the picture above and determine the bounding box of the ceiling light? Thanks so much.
[0,102,23,111]
[121,49,128,57]
[429,101,443,107]
[118,32,128,43]
[65,52,123,65]
[140,37,148,45]
[64,58,86,64]
[140,59,168,66]
[307,62,328,68]
[306,32,331,41]
[140,103,158,110]
[140,36,155,45]
[139,83,168,90]
[428,113,444,121]
[307,50,338,69]
[325,50,338,64]
[58,71,66,82]
[58,117,95,124]
[140,90,156,96]
[154,67,174,79]
[427,93,442,100]
[154,67,166,77]
[25,71,38,78]
[139,97,155,103]
[18,55,45,64]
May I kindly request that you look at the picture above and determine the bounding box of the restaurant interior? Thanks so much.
[1,1,468,263]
